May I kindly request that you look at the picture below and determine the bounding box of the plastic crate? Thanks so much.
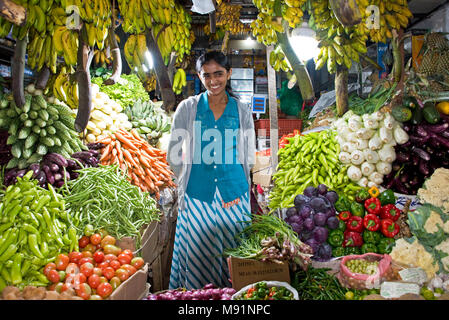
[254,119,303,138]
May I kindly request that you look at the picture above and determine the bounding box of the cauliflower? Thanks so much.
[423,211,445,234]
[390,238,439,279]
[435,239,449,272]
[418,168,449,213]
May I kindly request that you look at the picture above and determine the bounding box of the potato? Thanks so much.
[2,286,20,299]
[43,291,61,300]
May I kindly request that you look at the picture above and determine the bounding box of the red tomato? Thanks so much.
[71,273,87,290]
[90,233,102,245]
[55,254,70,271]
[102,267,115,280]
[98,262,109,270]
[58,270,66,282]
[93,251,105,264]
[97,282,113,298]
[61,283,72,292]
[79,236,90,248]
[100,235,116,248]
[47,282,58,291]
[80,262,94,277]
[76,283,92,300]
[121,264,137,276]
[104,254,118,263]
[117,253,132,265]
[121,249,134,259]
[43,263,57,276]
[83,243,96,253]
[82,251,93,258]
[79,257,94,266]
[89,294,102,300]
[115,268,129,282]
[109,260,121,270]
[109,277,121,290]
[96,244,102,252]
[65,263,80,275]
[87,274,101,289]
[68,252,83,264]
[93,267,103,276]
[131,257,144,270]
[47,269,60,283]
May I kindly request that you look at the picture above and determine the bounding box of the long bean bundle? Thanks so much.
[62,165,160,246]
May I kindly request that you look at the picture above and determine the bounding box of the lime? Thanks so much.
[345,291,355,300]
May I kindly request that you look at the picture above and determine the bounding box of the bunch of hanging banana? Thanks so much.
[124,33,149,78]
[250,13,281,46]
[283,0,307,28]
[269,46,292,72]
[143,73,157,92]
[172,68,187,95]
[215,2,248,35]
[93,49,111,65]
[356,0,412,43]
[51,66,79,110]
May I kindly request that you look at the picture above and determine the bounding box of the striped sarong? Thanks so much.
[169,188,251,290]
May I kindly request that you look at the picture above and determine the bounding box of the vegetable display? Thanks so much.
[382,108,449,195]
[91,74,149,109]
[81,84,133,144]
[269,130,362,210]
[145,283,236,300]
[0,171,77,292]
[233,281,295,300]
[61,165,160,245]
[224,214,313,271]
[44,232,145,300]
[0,90,87,169]
[283,184,340,262]
[124,99,171,147]
[97,128,175,196]
[3,148,100,189]
[332,110,409,188]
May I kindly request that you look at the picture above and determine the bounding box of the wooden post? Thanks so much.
[0,0,26,26]
[11,37,26,108]
[266,45,278,171]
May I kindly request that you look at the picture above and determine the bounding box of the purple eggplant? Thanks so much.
[431,133,449,149]
[424,123,449,133]
[409,135,429,144]
[67,159,77,169]
[54,173,63,181]
[28,163,41,178]
[4,168,19,182]
[42,165,55,185]
[441,131,449,139]
[396,151,410,163]
[403,123,412,132]
[71,151,94,162]
[399,173,409,184]
[394,178,409,194]
[419,159,430,176]
[69,171,79,179]
[16,170,27,178]
[399,140,412,148]
[412,147,431,161]
[43,153,68,168]
[87,142,105,150]
[50,163,60,172]
[54,180,65,188]
[415,125,429,137]
[36,171,46,186]
[409,176,420,187]
[87,149,99,157]
[411,155,420,167]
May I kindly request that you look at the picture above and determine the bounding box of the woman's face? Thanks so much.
[198,60,232,97]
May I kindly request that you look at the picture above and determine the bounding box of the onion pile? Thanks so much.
[144,284,236,300]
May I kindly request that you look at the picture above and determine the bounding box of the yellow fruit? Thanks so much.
[436,101,449,115]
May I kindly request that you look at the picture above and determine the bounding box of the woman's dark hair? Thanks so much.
[196,50,238,99]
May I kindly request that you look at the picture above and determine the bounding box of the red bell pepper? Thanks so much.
[363,214,380,232]
[380,204,401,222]
[364,197,381,215]
[346,216,364,233]
[338,211,352,221]
[343,231,364,247]
[380,219,400,238]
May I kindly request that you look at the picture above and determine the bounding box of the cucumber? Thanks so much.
[6,157,19,169]
[18,127,31,139]
[25,133,39,149]
[47,126,56,135]
[18,158,28,169]
[24,119,34,127]
[29,111,38,119]
[423,102,440,124]
[411,107,423,125]
[39,128,47,137]
[36,144,48,155]
[39,109,49,121]
[22,148,33,159]
[11,143,22,158]
[42,137,55,147]
[36,118,47,128]
[26,153,42,164]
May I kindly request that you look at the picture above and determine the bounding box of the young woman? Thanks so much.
[167,51,256,290]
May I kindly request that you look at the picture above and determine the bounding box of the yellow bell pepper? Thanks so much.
[436,101,449,115]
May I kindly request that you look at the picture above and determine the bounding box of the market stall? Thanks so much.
[0,0,449,303]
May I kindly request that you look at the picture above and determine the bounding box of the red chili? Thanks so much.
[346,216,364,233]
[380,219,400,238]
[363,214,380,232]
[364,197,381,215]
[380,204,401,222]
[338,211,352,221]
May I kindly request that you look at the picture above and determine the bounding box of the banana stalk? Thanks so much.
[35,66,50,90]
[12,36,27,108]
[103,28,122,85]
[335,65,349,116]
[0,0,26,26]
[146,28,175,112]
[329,0,362,27]
[276,21,315,102]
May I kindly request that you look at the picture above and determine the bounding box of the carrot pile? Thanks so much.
[96,128,176,198]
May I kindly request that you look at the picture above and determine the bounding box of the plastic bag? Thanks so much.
[191,0,215,14]
[231,281,299,300]
[338,253,397,290]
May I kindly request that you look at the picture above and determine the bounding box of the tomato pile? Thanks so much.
[43,230,145,300]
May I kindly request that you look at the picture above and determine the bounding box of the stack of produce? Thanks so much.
[91,74,149,109]
[124,99,171,147]
[42,232,145,300]
[61,165,160,245]
[82,84,133,143]
[383,101,449,195]
[329,187,400,257]
[145,283,236,301]
[332,110,409,188]
[0,89,87,169]
[269,130,362,210]
[224,214,313,271]
[0,172,78,292]
[3,148,101,189]
[215,0,249,35]
[233,281,295,300]
[0,130,11,166]
[97,129,175,196]
[283,185,340,262]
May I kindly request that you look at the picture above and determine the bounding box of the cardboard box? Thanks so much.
[252,155,272,187]
[227,257,290,291]
[116,220,159,265]
[109,263,149,300]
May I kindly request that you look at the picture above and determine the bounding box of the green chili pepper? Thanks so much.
[31,195,51,213]
[344,246,361,255]
[0,244,18,263]
[1,267,11,283]
[27,234,44,259]
[21,259,32,277]
[0,229,17,256]
[0,275,6,292]
[10,253,23,285]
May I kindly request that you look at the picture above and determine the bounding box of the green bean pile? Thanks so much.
[292,267,347,300]
[62,165,160,246]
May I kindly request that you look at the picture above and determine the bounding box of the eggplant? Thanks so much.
[43,153,68,168]
[409,135,429,144]
[66,159,77,169]
[54,180,65,188]
[415,125,429,137]
[36,171,46,186]
[394,178,410,194]
[71,151,94,161]
[429,160,440,171]
[50,163,60,172]
[396,151,410,163]
[403,123,412,132]
[419,159,430,176]
[409,176,420,187]
[399,172,409,183]
[87,149,99,157]
[69,171,79,180]
[399,140,412,148]
[412,146,431,161]
[16,170,27,179]
[42,165,55,185]
[4,168,19,182]
[87,142,105,150]
[392,163,402,171]
[411,154,420,167]
[430,133,449,149]
[28,163,41,178]
[54,173,63,181]
[424,123,449,133]
[442,131,449,139]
